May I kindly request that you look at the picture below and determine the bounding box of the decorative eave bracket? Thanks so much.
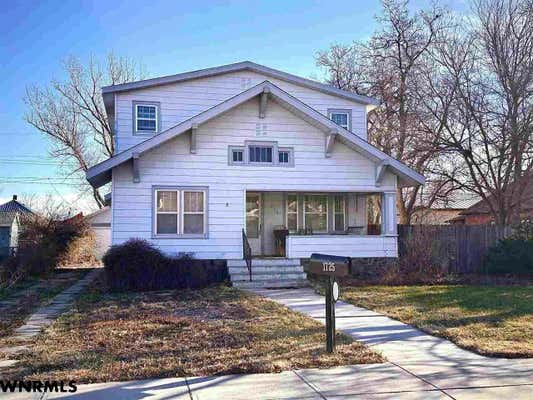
[325,128,338,158]
[259,87,270,118]
[190,123,198,154]
[132,152,140,183]
[375,160,390,186]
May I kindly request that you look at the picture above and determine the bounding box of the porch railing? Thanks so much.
[242,229,252,281]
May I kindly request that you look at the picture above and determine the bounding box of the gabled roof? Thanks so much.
[87,80,425,189]
[0,196,33,226]
[101,61,379,115]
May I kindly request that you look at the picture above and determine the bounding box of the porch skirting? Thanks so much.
[286,235,398,258]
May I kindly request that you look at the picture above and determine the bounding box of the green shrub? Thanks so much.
[484,238,533,275]
[103,238,228,291]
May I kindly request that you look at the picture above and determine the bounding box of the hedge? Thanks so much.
[484,238,533,276]
[103,238,228,291]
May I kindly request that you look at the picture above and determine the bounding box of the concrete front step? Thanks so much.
[229,265,304,274]
[227,258,301,267]
[231,272,307,282]
[232,279,309,289]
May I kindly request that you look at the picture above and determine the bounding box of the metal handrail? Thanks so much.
[242,229,252,281]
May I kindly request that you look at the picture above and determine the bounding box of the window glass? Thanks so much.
[249,146,272,163]
[183,191,205,234]
[157,191,177,212]
[184,191,204,212]
[331,112,349,129]
[304,195,328,232]
[334,195,345,231]
[155,190,179,234]
[246,194,260,238]
[232,150,243,162]
[136,105,157,132]
[287,194,298,232]
[279,151,289,163]
[157,214,178,234]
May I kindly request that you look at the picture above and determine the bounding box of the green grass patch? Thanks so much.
[340,285,533,357]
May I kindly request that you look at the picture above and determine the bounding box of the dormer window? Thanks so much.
[134,102,160,134]
[328,109,351,131]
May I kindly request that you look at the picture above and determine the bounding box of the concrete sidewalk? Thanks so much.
[250,287,533,398]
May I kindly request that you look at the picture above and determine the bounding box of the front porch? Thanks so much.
[244,191,398,259]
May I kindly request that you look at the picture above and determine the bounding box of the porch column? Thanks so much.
[381,191,397,236]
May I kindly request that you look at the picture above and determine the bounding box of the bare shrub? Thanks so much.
[382,227,445,284]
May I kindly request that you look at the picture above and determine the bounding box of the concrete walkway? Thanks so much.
[0,269,101,369]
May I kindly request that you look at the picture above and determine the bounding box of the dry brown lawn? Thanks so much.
[340,285,533,358]
[4,283,383,383]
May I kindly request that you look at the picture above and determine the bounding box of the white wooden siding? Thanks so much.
[115,71,368,153]
[286,235,398,258]
[112,98,395,259]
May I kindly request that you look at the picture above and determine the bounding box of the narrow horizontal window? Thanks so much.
[249,146,273,163]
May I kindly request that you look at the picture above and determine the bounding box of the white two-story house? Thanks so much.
[86,61,424,287]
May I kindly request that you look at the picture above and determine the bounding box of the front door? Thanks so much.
[246,193,262,255]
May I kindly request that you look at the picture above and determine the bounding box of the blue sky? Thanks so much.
[0,0,466,212]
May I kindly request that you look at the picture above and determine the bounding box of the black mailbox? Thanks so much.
[309,253,350,277]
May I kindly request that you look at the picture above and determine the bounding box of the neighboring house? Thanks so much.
[411,193,481,225]
[85,206,111,259]
[86,61,424,286]
[0,195,33,258]
[449,177,533,225]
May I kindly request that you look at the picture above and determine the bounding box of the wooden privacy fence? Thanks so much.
[398,225,513,274]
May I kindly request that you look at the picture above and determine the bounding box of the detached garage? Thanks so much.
[86,207,111,259]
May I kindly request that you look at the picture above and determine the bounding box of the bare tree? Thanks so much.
[425,0,533,225]
[24,53,145,208]
[316,0,456,223]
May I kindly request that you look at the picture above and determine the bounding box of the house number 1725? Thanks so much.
[322,262,336,272]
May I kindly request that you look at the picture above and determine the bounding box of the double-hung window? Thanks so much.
[134,102,159,134]
[286,194,298,232]
[334,195,346,231]
[154,188,206,236]
[328,109,351,131]
[304,195,328,233]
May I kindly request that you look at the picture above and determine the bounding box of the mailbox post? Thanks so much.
[309,253,350,353]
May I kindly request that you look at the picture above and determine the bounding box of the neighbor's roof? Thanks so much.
[101,61,379,115]
[0,198,33,226]
[87,80,425,189]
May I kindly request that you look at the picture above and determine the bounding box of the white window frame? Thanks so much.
[153,186,208,238]
[134,102,160,135]
[227,142,294,167]
[328,109,352,131]
[286,194,299,233]
[333,194,346,232]
[154,189,179,236]
[303,194,329,233]
[181,190,207,235]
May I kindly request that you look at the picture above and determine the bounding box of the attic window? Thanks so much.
[134,102,159,134]
[328,109,351,131]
